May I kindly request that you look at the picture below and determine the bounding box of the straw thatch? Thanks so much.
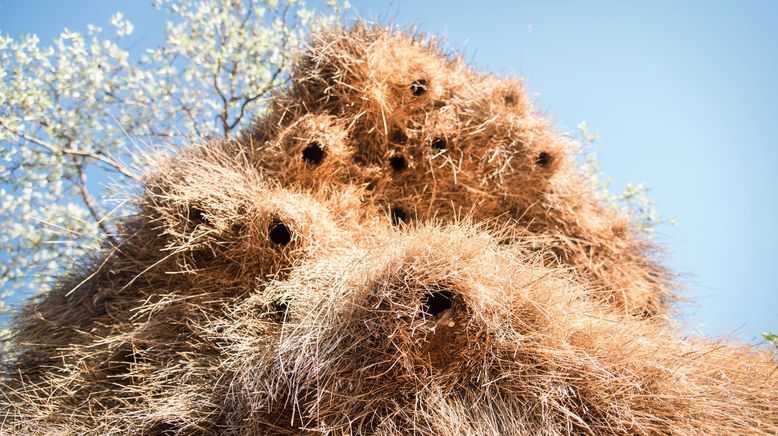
[2,24,775,435]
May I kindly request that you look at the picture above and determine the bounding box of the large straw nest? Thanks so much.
[248,24,670,317]
[2,23,775,435]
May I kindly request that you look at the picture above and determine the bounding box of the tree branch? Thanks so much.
[226,5,294,133]
[227,67,284,132]
[75,162,120,247]
[0,118,142,182]
[212,60,231,137]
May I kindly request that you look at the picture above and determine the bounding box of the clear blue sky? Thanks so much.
[1,1,776,342]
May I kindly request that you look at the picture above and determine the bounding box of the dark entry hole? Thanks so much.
[147,421,178,436]
[503,93,517,106]
[389,127,407,144]
[390,207,407,225]
[636,308,654,320]
[423,290,453,317]
[271,301,289,322]
[268,220,292,245]
[104,344,148,379]
[535,151,552,168]
[192,247,215,264]
[410,79,428,96]
[188,207,207,224]
[118,345,149,365]
[230,222,246,236]
[302,141,325,165]
[431,137,447,150]
[389,155,407,171]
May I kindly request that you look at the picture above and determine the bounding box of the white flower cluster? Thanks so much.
[576,121,672,233]
[0,0,341,314]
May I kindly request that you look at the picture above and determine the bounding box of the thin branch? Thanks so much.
[0,118,142,182]
[175,97,206,139]
[226,9,294,133]
[227,67,284,131]
[75,162,120,247]
[212,60,231,136]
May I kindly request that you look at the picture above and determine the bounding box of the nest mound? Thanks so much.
[2,25,776,435]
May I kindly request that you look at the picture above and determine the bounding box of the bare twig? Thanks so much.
[212,60,231,136]
[0,118,141,182]
[227,68,283,132]
[75,162,120,247]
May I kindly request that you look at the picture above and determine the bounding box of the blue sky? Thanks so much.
[1,1,776,342]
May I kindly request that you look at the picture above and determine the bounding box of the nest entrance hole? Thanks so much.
[390,207,407,225]
[302,141,325,165]
[268,220,292,245]
[270,300,289,322]
[535,151,552,168]
[188,207,207,224]
[431,137,447,150]
[389,155,407,171]
[146,421,178,436]
[423,290,453,317]
[410,79,428,96]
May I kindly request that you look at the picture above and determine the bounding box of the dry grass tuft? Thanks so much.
[2,23,775,435]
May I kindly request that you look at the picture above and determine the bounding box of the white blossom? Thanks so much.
[0,0,342,314]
